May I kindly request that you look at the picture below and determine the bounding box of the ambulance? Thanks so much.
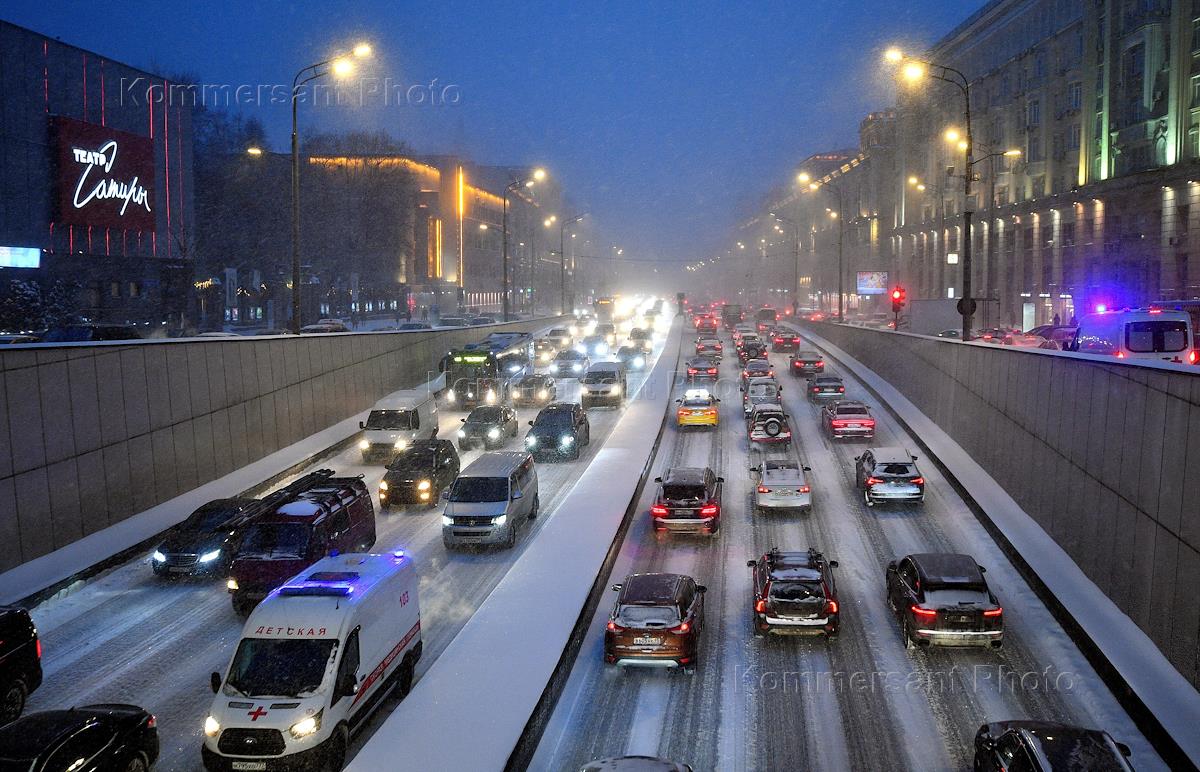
[202,552,421,771]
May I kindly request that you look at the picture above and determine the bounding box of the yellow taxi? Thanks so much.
[675,388,720,428]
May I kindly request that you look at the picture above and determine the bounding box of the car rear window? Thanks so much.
[878,463,915,476]
[769,580,825,601]
[923,588,989,605]
[661,484,705,501]
[1126,320,1189,353]
[836,405,868,416]
[617,604,680,627]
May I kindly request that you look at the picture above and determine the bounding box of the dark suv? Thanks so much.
[748,548,839,637]
[458,405,519,450]
[525,402,591,460]
[604,573,706,672]
[885,553,1003,650]
[150,498,259,577]
[0,606,42,724]
[973,720,1133,771]
[854,447,925,506]
[651,467,723,535]
[379,439,460,509]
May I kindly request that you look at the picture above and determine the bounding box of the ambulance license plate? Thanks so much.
[231,763,267,771]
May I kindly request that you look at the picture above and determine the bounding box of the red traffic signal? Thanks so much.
[891,286,906,312]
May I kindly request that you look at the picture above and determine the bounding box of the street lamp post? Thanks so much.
[559,214,586,315]
[289,44,371,333]
[770,212,801,315]
[502,169,545,321]
[805,179,846,320]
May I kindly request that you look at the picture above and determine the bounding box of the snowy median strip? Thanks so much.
[796,324,1200,766]
[347,324,681,772]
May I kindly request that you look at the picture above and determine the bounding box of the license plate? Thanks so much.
[951,615,970,624]
[232,763,267,771]
[633,637,661,646]
[168,566,190,573]
[457,535,483,542]
[675,509,694,516]
[847,423,861,428]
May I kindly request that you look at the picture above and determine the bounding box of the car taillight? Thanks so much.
[670,621,691,634]
[812,387,820,392]
[911,605,938,619]
[651,505,668,517]
[757,485,770,493]
[831,419,847,427]
[798,485,810,493]
[866,477,883,485]
[912,477,925,485]
[146,714,157,729]
[983,607,1003,617]
[863,419,876,427]
[837,386,845,392]
[687,368,698,375]
[36,639,42,659]
[1190,350,1198,364]
[708,368,717,374]
[816,361,824,366]
[792,337,800,343]
[700,503,719,515]
[607,621,624,632]
[755,599,767,613]
[825,600,839,614]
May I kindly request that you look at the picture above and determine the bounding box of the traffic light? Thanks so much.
[891,286,906,313]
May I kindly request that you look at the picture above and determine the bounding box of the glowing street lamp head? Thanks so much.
[797,172,811,184]
[808,182,819,191]
[901,61,927,82]
[944,128,961,143]
[884,47,904,63]
[352,43,372,58]
[331,58,355,77]
[246,146,263,156]
[907,175,918,186]
[917,183,926,191]
[1003,148,1022,157]
[544,218,554,228]
[479,223,489,231]
[532,168,547,181]
[828,211,838,219]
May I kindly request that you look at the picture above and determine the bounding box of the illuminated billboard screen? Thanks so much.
[856,271,889,295]
[0,247,40,269]
[53,116,156,231]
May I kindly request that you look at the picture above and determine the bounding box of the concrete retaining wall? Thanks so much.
[0,320,561,574]
[801,322,1200,688]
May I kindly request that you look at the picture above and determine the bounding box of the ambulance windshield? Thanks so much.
[226,638,337,697]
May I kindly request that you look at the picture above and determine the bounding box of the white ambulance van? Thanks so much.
[202,552,421,771]
[1069,307,1197,364]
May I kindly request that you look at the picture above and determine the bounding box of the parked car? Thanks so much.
[525,402,591,460]
[457,405,520,450]
[397,321,432,331]
[441,451,538,549]
[550,349,590,378]
[300,321,350,334]
[854,447,925,507]
[39,323,142,342]
[0,606,42,724]
[885,553,1003,649]
[684,356,719,382]
[512,374,558,407]
[821,400,876,440]
[806,375,845,402]
[749,459,811,513]
[741,376,782,418]
[469,315,497,326]
[748,548,838,636]
[650,467,723,535]
[973,720,1133,771]
[0,333,40,344]
[790,350,825,376]
[603,573,706,672]
[1026,324,1079,348]
[746,403,792,449]
[675,388,720,429]
[579,758,694,772]
[379,439,460,509]
[151,498,259,577]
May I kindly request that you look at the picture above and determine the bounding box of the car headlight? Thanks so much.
[550,363,559,372]
[466,391,475,399]
[525,436,538,447]
[540,352,551,362]
[572,363,582,372]
[485,389,496,403]
[394,439,407,450]
[358,439,370,450]
[560,435,575,446]
[199,549,222,563]
[633,357,645,368]
[379,480,389,491]
[493,514,507,526]
[509,364,521,373]
[152,550,166,563]
[442,515,453,526]
[204,715,221,737]
[487,428,501,439]
[447,390,456,402]
[457,429,467,438]
[289,710,322,740]
[610,385,621,397]
[417,479,431,491]
[537,389,549,399]
[226,578,239,591]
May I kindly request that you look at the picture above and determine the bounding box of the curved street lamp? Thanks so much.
[502,168,546,320]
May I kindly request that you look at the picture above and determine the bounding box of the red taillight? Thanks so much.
[837,386,845,392]
[798,485,810,493]
[700,503,719,516]
[755,599,767,613]
[687,368,698,375]
[863,419,876,427]
[1190,350,1198,364]
[911,605,938,619]
[866,477,883,485]
[36,639,42,659]
[1115,351,1126,358]
[792,337,800,343]
[911,477,925,485]
[607,620,624,632]
[983,607,1003,617]
[812,387,820,392]
[830,419,848,427]
[707,368,717,374]
[757,485,770,493]
[825,600,839,614]
[651,505,668,517]
[671,621,691,634]
[146,714,157,729]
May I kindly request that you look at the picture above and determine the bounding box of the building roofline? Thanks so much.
[0,18,175,82]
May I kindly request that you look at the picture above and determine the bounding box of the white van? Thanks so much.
[357,390,439,463]
[1069,308,1197,365]
[202,552,421,771]
[580,361,628,409]
[441,451,539,549]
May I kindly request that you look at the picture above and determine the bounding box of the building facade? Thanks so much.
[0,20,194,330]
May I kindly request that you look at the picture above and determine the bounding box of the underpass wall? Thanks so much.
[0,320,561,574]
[799,322,1200,689]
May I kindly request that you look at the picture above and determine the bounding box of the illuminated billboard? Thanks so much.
[53,116,155,231]
[856,271,889,295]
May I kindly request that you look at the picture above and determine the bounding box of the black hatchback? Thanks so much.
[379,439,460,509]
[0,704,158,771]
[0,606,42,724]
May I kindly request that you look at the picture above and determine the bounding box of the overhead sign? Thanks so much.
[856,271,888,295]
[53,116,155,231]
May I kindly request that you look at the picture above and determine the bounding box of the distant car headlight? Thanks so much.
[289,710,321,740]
[417,479,431,491]
[394,439,407,450]
[493,514,507,526]
[447,390,456,402]
[226,578,239,591]
[485,389,496,404]
[525,436,538,447]
[199,549,222,563]
[537,389,549,399]
[487,427,501,439]
[561,435,575,446]
[457,429,467,438]
[572,363,583,372]
[442,515,453,526]
[633,356,645,368]
[575,343,587,353]
[550,363,559,373]
[379,480,389,491]
[358,440,370,450]
[152,550,166,563]
[466,391,475,399]
[204,715,220,737]
[540,352,551,362]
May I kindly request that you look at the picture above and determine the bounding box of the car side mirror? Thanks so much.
[654,477,662,483]
[441,489,450,500]
[829,560,839,567]
[358,421,365,430]
[511,489,523,500]
[853,456,861,462]
[717,476,724,483]
[460,418,466,423]
[714,398,721,403]
[978,565,987,573]
[1116,742,1132,758]
[528,420,535,426]
[675,398,681,403]
[696,585,707,593]
[611,583,623,592]
[886,560,897,572]
[746,559,757,567]
[210,672,222,694]
[977,737,996,752]
[339,672,359,697]
[911,455,918,461]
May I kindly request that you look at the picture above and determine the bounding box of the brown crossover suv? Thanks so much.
[603,573,706,672]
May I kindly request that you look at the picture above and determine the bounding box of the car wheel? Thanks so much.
[903,618,916,650]
[325,726,348,771]
[752,617,766,638]
[122,754,148,772]
[505,524,517,549]
[396,656,415,699]
[530,494,540,518]
[0,678,26,725]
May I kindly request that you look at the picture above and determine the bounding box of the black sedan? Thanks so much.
[685,356,719,382]
[150,498,258,577]
[457,405,519,450]
[790,350,825,376]
[806,375,845,402]
[0,704,159,772]
[379,439,460,509]
[512,374,558,407]
[974,720,1134,771]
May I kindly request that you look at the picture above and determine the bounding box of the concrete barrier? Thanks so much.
[0,320,565,576]
[797,321,1200,690]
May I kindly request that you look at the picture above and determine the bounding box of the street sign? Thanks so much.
[956,297,977,316]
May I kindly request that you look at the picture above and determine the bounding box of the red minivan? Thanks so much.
[227,476,376,616]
